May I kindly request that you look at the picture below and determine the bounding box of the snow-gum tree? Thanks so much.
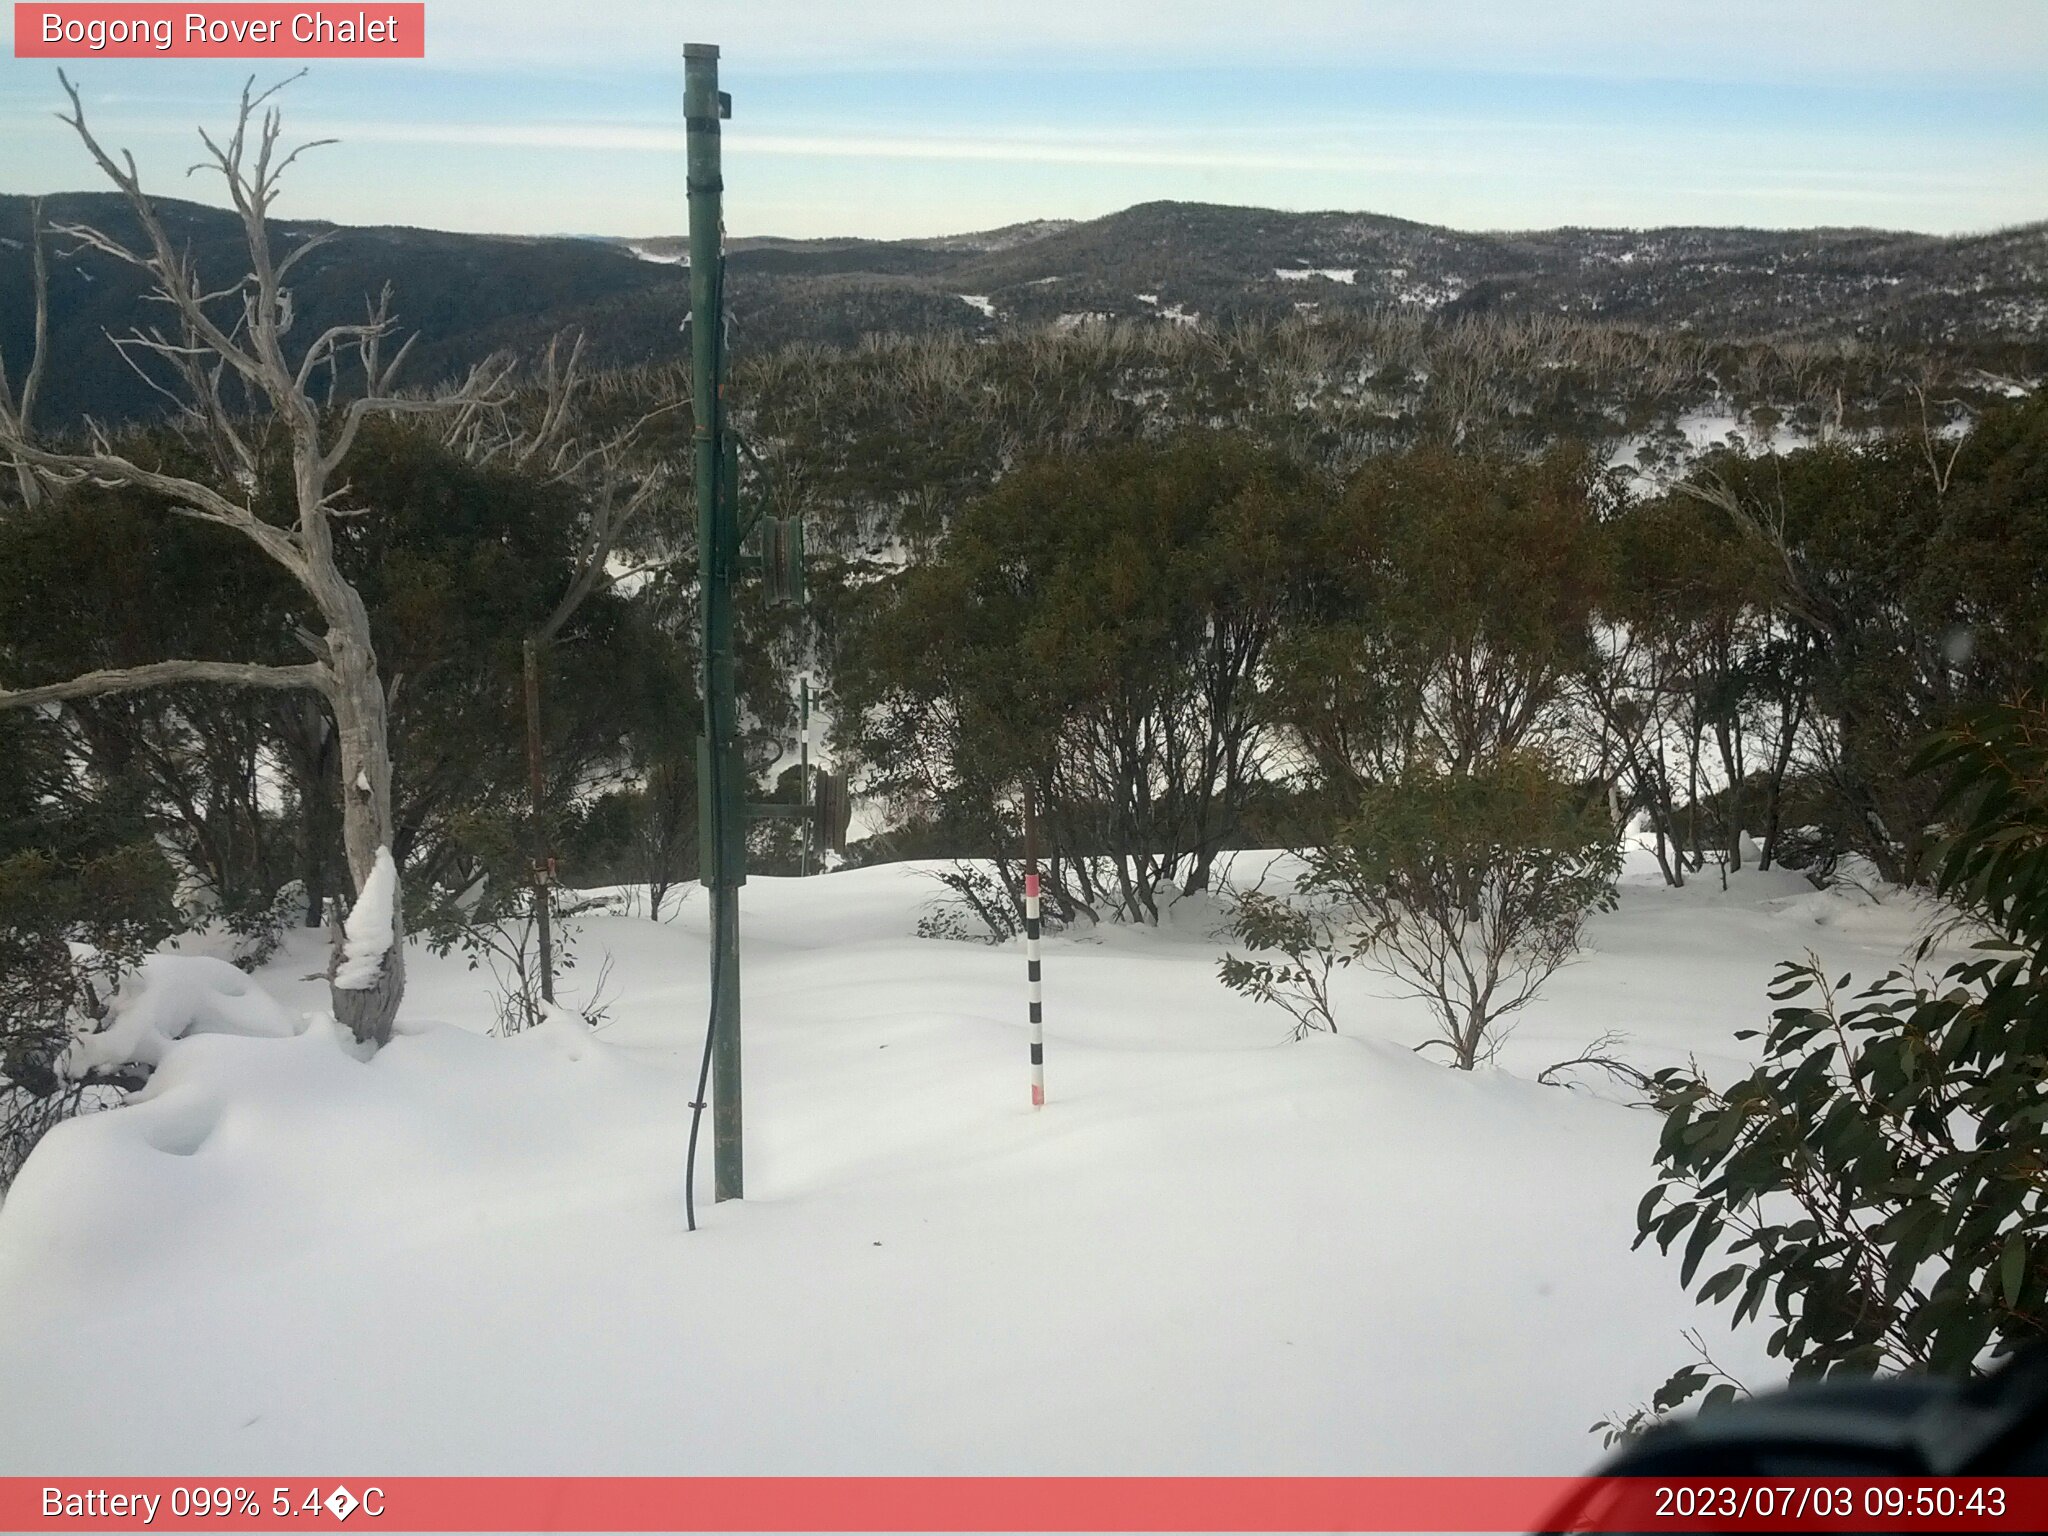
[0,75,509,1046]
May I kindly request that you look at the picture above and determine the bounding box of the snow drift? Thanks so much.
[0,852,1955,1475]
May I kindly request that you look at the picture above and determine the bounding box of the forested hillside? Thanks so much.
[5,193,2042,425]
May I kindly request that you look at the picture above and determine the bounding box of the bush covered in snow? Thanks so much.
[0,718,181,1190]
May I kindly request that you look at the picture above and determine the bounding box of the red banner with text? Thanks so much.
[5,1476,2048,1533]
[13,5,424,58]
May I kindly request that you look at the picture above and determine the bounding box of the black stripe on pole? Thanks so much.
[1025,916,1041,941]
[1029,1004,1042,1023]
[1029,1042,1044,1065]
[1027,959,1041,982]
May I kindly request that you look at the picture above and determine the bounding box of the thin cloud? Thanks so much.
[301,118,1465,176]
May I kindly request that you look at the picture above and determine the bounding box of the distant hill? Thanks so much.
[0,193,675,424]
[3,193,2041,425]
[690,201,2047,348]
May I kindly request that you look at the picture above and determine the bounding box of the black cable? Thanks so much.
[683,911,722,1232]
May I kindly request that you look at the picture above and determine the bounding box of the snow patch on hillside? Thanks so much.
[1396,277,1467,308]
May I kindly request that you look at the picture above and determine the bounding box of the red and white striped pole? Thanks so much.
[1023,781,1045,1108]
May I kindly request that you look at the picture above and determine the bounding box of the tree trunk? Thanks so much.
[281,699,339,927]
[1455,1009,1482,1071]
[331,909,405,1046]
[297,761,331,929]
[1757,693,1804,873]
[1640,769,1684,888]
[324,599,404,1047]
[1715,718,1744,873]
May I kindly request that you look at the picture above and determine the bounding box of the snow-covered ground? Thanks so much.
[0,852,1953,1475]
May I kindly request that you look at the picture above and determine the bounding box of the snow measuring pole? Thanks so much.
[687,43,744,1203]
[1023,783,1045,1108]
[799,676,812,879]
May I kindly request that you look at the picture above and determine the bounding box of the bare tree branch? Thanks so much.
[318,354,513,478]
[0,659,330,712]
[1908,381,1966,497]
[0,437,307,576]
[536,463,672,646]
[1677,470,1842,641]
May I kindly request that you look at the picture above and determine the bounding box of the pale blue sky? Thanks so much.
[2,1,2043,238]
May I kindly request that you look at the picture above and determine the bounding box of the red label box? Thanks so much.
[13,4,426,58]
[4,1476,2048,1532]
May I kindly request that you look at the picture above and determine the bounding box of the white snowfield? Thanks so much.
[0,852,1952,1475]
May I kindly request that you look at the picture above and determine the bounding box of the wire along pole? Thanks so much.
[1023,781,1045,1108]
[522,635,556,1011]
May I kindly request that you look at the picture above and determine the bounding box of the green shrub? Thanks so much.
[1635,700,2048,1403]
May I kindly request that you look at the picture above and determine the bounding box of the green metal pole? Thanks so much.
[686,42,743,1203]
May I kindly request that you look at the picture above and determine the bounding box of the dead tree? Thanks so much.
[0,197,49,510]
[0,74,509,1046]
[449,331,678,1000]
